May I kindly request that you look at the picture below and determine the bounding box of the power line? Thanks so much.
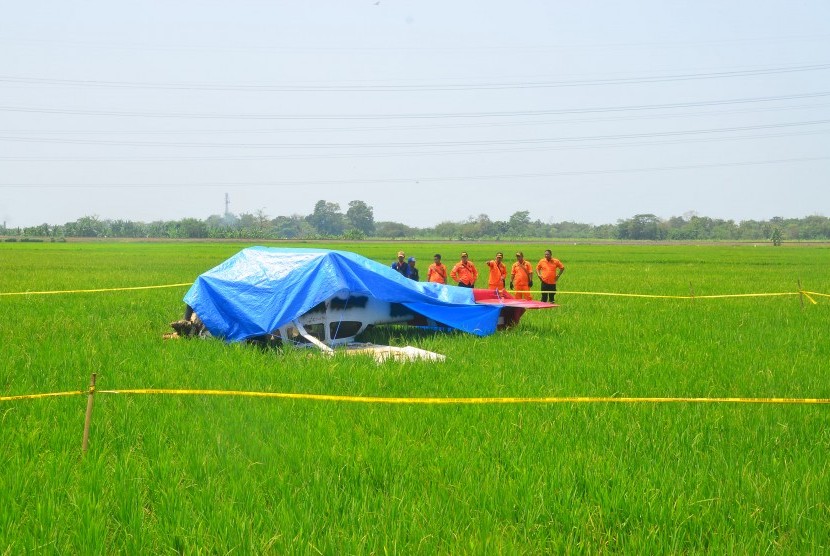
[1,129,827,162]
[1,118,827,149]
[2,101,828,136]
[1,155,827,189]
[2,32,828,52]
[2,62,829,92]
[2,92,829,120]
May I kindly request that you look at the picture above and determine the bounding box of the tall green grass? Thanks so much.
[1,241,829,553]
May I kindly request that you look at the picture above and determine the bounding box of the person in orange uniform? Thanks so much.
[485,252,507,291]
[536,249,565,303]
[510,251,534,300]
[427,253,448,284]
[450,251,478,288]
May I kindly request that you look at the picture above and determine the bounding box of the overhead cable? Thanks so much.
[1,155,827,189]
[0,118,827,149]
[1,91,829,120]
[2,62,829,92]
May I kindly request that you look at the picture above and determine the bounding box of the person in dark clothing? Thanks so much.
[407,257,419,281]
[391,250,408,276]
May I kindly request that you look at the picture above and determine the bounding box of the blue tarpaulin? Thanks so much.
[183,247,503,342]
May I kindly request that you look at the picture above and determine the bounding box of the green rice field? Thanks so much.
[1,241,829,553]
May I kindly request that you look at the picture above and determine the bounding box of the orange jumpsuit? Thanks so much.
[427,262,448,284]
[486,260,506,290]
[450,261,478,287]
[536,258,564,285]
[536,257,565,303]
[511,260,533,300]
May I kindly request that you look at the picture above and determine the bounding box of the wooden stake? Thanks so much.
[689,281,695,300]
[82,373,97,455]
[798,279,805,309]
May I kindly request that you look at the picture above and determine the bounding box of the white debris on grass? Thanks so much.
[340,343,446,363]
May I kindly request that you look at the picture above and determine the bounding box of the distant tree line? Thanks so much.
[3,201,829,243]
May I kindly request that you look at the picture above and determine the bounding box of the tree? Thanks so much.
[737,219,764,240]
[771,226,783,246]
[272,215,312,238]
[508,211,531,237]
[555,221,595,239]
[343,228,365,240]
[345,200,375,236]
[617,214,665,240]
[238,213,257,230]
[593,224,616,239]
[433,221,461,240]
[68,215,107,237]
[374,221,412,239]
[146,220,168,238]
[255,209,270,233]
[306,200,344,236]
[109,219,146,238]
[177,218,208,238]
[458,214,494,239]
[23,223,51,237]
[801,214,830,239]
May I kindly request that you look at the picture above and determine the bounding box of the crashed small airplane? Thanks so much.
[169,247,555,360]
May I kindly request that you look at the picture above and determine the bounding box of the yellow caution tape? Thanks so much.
[96,389,830,405]
[0,283,192,296]
[1,282,824,305]
[0,390,85,402]
[3,388,828,405]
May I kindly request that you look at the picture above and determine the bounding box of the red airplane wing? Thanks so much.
[472,288,556,309]
[474,298,557,309]
[471,288,556,329]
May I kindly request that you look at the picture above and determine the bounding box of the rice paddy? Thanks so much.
[2,241,829,553]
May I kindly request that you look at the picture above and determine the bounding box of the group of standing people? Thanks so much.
[392,249,565,302]
[391,250,419,281]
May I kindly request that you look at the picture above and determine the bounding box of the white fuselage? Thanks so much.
[276,293,417,346]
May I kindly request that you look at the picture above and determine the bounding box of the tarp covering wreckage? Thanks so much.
[184,247,507,343]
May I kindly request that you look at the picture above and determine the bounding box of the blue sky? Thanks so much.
[1,1,829,228]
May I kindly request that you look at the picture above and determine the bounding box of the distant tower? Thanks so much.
[224,193,231,217]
